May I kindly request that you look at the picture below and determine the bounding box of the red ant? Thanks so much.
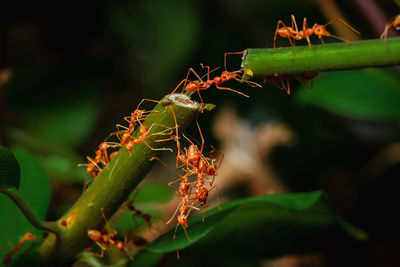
[109,122,174,154]
[274,15,360,58]
[381,14,400,39]
[263,71,318,94]
[123,99,159,133]
[170,53,262,104]
[78,141,121,180]
[3,233,36,265]
[87,209,128,258]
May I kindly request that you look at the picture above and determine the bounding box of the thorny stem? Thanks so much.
[0,189,59,235]
[39,94,203,266]
[241,37,400,79]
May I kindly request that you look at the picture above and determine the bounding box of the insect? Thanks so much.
[78,141,121,180]
[3,233,36,265]
[123,99,159,133]
[170,53,262,104]
[381,14,400,39]
[87,209,127,257]
[274,15,360,58]
[263,71,318,94]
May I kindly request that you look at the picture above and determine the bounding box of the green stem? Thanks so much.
[39,94,202,266]
[241,37,400,79]
[0,188,59,235]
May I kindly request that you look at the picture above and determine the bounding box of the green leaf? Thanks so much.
[23,91,99,147]
[0,147,51,264]
[0,145,20,189]
[108,0,200,92]
[295,69,400,121]
[134,182,174,204]
[128,250,164,267]
[146,191,366,258]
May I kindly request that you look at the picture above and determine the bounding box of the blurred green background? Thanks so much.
[1,0,400,266]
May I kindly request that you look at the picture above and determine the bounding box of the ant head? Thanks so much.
[126,141,134,151]
[220,71,232,82]
[313,25,329,36]
[99,142,108,150]
[177,214,187,227]
[207,164,217,176]
[133,109,144,117]
[116,240,125,251]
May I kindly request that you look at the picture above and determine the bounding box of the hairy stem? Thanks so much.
[39,94,202,266]
[242,37,400,79]
[0,189,59,234]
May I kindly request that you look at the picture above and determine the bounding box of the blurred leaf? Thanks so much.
[0,145,20,189]
[128,250,163,267]
[108,0,200,92]
[9,246,40,267]
[43,154,85,183]
[146,191,366,258]
[0,147,51,264]
[295,69,400,121]
[23,91,99,147]
[112,208,161,234]
[78,251,127,267]
[134,182,174,204]
[7,128,86,183]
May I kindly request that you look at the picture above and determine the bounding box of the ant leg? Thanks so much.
[142,141,173,152]
[136,98,160,111]
[210,184,221,211]
[101,208,117,235]
[150,157,186,179]
[286,76,291,95]
[183,68,205,92]
[195,118,205,155]
[224,51,244,71]
[327,34,353,43]
[276,75,289,94]
[380,25,390,39]
[93,242,106,258]
[167,106,187,170]
[215,85,249,98]
[167,202,182,225]
[293,75,313,90]
[273,20,290,48]
[200,63,210,82]
[303,18,312,47]
[291,14,299,35]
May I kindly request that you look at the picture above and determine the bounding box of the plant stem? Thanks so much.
[39,94,202,266]
[241,37,400,80]
[0,189,59,234]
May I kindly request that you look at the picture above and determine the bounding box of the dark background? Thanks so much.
[1,0,400,266]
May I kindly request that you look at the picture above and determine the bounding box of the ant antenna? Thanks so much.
[224,51,245,72]
[324,18,360,35]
